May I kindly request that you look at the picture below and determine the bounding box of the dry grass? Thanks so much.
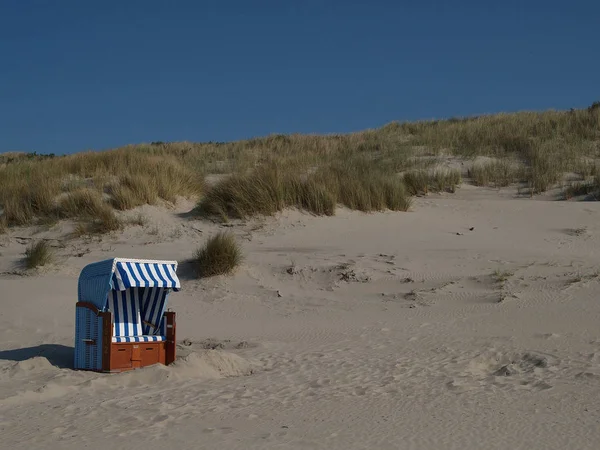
[198,162,412,221]
[0,149,202,229]
[74,208,123,236]
[468,160,523,187]
[399,108,599,157]
[403,168,461,195]
[193,232,243,277]
[1,104,599,233]
[24,241,54,269]
[314,160,413,212]
[58,189,106,218]
[562,165,600,200]
[55,188,123,235]
[563,182,594,200]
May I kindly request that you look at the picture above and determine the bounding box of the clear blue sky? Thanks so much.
[1,0,598,155]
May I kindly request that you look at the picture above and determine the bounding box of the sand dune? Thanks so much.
[2,188,600,449]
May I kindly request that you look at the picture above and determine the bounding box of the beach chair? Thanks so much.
[74,258,180,372]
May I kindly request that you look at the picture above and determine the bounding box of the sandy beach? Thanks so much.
[1,184,600,450]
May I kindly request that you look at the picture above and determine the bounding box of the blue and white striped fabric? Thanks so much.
[108,289,143,338]
[112,336,165,343]
[78,258,118,309]
[108,288,167,343]
[139,287,168,335]
[111,260,180,291]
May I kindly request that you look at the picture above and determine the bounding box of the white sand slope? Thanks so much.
[1,189,600,449]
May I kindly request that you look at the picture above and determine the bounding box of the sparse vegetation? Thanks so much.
[24,240,54,269]
[493,270,514,283]
[127,213,148,227]
[193,232,243,277]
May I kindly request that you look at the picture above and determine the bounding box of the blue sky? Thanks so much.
[1,0,598,155]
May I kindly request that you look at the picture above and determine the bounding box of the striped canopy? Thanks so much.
[111,260,180,291]
[78,258,181,310]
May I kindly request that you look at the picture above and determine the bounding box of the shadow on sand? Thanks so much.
[175,259,199,281]
[0,344,74,369]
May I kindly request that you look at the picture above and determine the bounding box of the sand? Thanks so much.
[1,187,600,449]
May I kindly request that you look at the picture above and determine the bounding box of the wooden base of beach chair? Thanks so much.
[75,302,176,373]
[101,311,177,373]
[107,342,166,372]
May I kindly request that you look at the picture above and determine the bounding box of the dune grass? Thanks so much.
[562,165,600,200]
[58,188,107,218]
[55,188,123,235]
[193,232,243,277]
[403,168,462,195]
[468,160,524,187]
[1,104,599,233]
[0,149,202,231]
[563,182,596,200]
[73,207,123,236]
[197,161,412,221]
[24,240,54,269]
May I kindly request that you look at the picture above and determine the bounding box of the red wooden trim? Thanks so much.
[165,311,176,365]
[76,301,100,315]
[100,311,112,372]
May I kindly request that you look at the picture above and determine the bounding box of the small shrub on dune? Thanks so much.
[24,240,54,269]
[194,231,243,277]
